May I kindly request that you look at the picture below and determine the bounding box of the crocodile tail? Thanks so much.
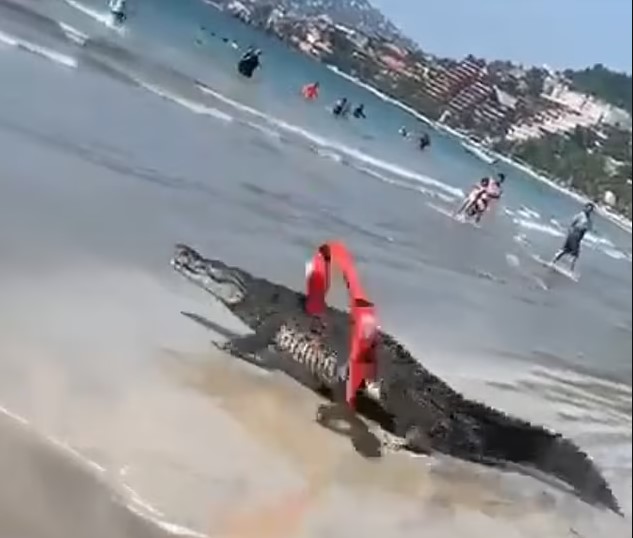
[375,334,621,515]
[458,400,622,515]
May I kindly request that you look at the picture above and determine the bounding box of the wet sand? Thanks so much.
[0,409,171,538]
[0,25,630,536]
[0,262,628,538]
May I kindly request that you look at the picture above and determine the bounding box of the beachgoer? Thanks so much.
[399,126,409,138]
[551,203,595,272]
[487,173,505,200]
[109,0,127,24]
[332,97,348,117]
[480,172,505,218]
[353,104,366,119]
[302,82,320,101]
[419,133,431,151]
[455,177,491,222]
[237,48,261,78]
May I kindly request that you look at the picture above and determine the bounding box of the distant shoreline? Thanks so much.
[326,65,633,234]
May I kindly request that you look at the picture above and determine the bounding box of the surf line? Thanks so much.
[0,403,205,538]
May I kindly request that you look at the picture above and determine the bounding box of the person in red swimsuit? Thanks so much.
[302,81,320,101]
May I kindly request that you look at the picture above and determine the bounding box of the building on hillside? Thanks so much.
[226,1,251,21]
[378,53,407,73]
[425,56,487,103]
[504,100,593,142]
[296,24,333,58]
[444,85,518,135]
[543,83,611,124]
[382,42,409,59]
[471,88,518,133]
[447,81,493,115]
[265,6,285,29]
[427,56,518,136]
[333,24,371,49]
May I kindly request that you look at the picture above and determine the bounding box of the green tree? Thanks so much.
[524,67,546,97]
[565,64,632,113]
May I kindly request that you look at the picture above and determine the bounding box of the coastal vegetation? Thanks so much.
[565,64,632,114]
[497,126,632,217]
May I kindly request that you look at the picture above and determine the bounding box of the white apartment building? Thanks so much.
[507,79,631,142]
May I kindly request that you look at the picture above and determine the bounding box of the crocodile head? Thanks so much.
[171,244,248,307]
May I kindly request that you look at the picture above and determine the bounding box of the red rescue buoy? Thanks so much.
[304,241,378,409]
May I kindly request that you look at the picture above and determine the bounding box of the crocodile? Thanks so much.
[170,243,622,515]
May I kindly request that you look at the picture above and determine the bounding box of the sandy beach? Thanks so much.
[0,1,631,536]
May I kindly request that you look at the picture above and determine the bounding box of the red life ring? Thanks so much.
[304,241,378,409]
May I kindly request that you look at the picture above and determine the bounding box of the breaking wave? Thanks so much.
[0,29,77,68]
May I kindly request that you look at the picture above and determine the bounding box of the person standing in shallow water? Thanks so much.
[237,48,261,78]
[332,97,349,117]
[302,81,320,101]
[108,0,127,24]
[353,104,366,119]
[551,202,595,272]
[418,132,431,151]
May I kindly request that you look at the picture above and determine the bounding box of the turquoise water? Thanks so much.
[123,0,633,243]
[0,0,631,535]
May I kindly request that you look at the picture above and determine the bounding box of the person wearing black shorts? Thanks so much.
[551,203,595,272]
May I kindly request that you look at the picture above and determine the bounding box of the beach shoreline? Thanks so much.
[1,4,631,535]
[325,65,633,234]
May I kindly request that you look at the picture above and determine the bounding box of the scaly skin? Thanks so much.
[171,243,622,515]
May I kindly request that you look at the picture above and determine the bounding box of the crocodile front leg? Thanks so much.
[214,314,286,365]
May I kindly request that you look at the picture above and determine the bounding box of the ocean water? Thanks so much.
[0,0,631,536]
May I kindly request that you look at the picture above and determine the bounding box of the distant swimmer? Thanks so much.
[399,126,409,137]
[108,0,127,24]
[195,25,206,46]
[483,172,506,216]
[488,173,505,200]
[454,177,491,223]
[418,132,431,151]
[237,48,261,78]
[332,97,349,117]
[550,202,595,272]
[302,81,320,101]
[352,104,366,119]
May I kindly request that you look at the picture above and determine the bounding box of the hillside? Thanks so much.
[565,64,632,114]
[224,0,415,47]
[213,0,632,218]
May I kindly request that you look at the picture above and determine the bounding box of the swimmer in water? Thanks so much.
[237,48,261,78]
[455,177,491,222]
[108,0,127,24]
[488,173,505,200]
[353,104,366,119]
[302,81,320,101]
[332,97,349,117]
[481,172,506,218]
[418,132,431,151]
[551,202,595,272]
